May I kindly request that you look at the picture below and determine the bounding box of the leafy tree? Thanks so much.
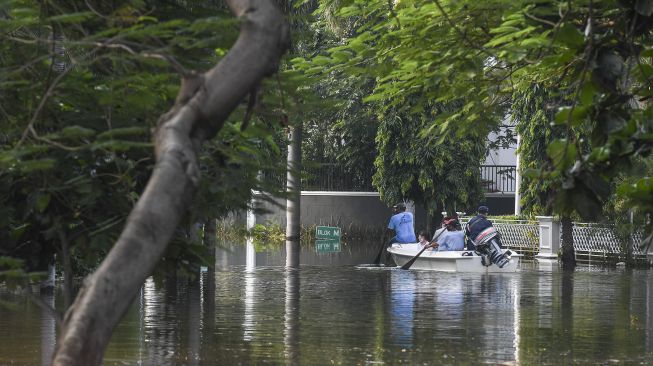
[307,0,653,266]
[373,108,485,218]
[0,0,290,292]
[290,0,503,220]
[2,0,290,363]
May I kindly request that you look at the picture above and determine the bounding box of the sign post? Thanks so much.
[315,226,341,253]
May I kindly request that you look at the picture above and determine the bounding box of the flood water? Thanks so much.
[1,241,653,365]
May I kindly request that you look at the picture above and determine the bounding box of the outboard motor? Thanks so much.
[473,227,510,268]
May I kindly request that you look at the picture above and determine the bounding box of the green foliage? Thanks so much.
[250,223,286,251]
[372,109,485,214]
[306,0,653,240]
[0,0,289,284]
[291,0,497,216]
[490,0,653,229]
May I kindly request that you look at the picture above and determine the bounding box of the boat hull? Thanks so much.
[387,243,521,272]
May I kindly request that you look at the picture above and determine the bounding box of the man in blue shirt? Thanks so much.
[387,203,417,244]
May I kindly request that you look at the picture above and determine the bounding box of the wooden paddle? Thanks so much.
[400,228,446,270]
[372,239,390,266]
[400,244,432,270]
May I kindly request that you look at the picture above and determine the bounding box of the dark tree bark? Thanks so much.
[561,215,576,269]
[56,227,74,310]
[52,1,289,364]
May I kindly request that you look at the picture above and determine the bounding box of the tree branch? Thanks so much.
[432,0,497,60]
[51,1,289,365]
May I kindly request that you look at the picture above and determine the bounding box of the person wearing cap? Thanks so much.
[429,217,465,251]
[387,203,417,244]
[465,205,495,251]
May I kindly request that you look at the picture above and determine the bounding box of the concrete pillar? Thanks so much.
[514,134,521,216]
[247,200,256,231]
[40,263,56,290]
[286,124,302,268]
[535,216,560,260]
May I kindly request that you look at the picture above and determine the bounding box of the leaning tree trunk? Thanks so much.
[560,215,576,269]
[52,2,289,364]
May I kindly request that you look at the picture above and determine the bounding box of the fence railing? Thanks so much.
[302,163,375,192]
[460,217,648,261]
[299,163,518,193]
[460,218,540,255]
[572,222,645,258]
[259,163,375,192]
[480,165,516,193]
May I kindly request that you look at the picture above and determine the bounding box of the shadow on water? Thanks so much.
[1,240,653,365]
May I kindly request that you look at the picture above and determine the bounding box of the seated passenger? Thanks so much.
[430,218,465,251]
[418,230,430,248]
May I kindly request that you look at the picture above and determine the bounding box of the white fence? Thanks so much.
[460,217,648,261]
[572,222,646,258]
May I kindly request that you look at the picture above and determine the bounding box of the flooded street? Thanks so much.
[1,242,652,365]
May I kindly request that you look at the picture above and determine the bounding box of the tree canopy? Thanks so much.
[0,0,289,287]
[291,0,653,240]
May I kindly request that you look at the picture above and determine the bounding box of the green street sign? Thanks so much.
[316,226,341,241]
[315,239,341,253]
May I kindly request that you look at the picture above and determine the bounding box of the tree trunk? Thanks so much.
[57,227,73,310]
[561,215,576,269]
[204,218,217,265]
[285,123,302,268]
[52,2,289,364]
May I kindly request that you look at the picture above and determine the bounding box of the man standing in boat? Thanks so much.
[465,205,500,250]
[387,202,417,244]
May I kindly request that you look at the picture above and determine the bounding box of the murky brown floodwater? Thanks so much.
[1,241,652,365]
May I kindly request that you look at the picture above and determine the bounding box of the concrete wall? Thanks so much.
[245,191,515,233]
[251,191,427,232]
[478,194,516,216]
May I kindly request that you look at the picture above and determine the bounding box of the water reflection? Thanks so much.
[242,262,256,341]
[284,269,300,366]
[648,271,653,353]
[1,243,653,365]
[40,289,55,366]
[187,275,202,366]
[389,270,415,347]
[142,277,179,363]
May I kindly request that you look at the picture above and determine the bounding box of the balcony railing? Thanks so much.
[481,165,516,193]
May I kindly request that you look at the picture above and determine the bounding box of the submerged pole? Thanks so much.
[286,123,302,268]
[514,134,521,216]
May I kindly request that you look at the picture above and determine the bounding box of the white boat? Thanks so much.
[387,243,522,272]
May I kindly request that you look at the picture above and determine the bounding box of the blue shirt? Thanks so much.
[388,212,416,243]
[436,230,465,251]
